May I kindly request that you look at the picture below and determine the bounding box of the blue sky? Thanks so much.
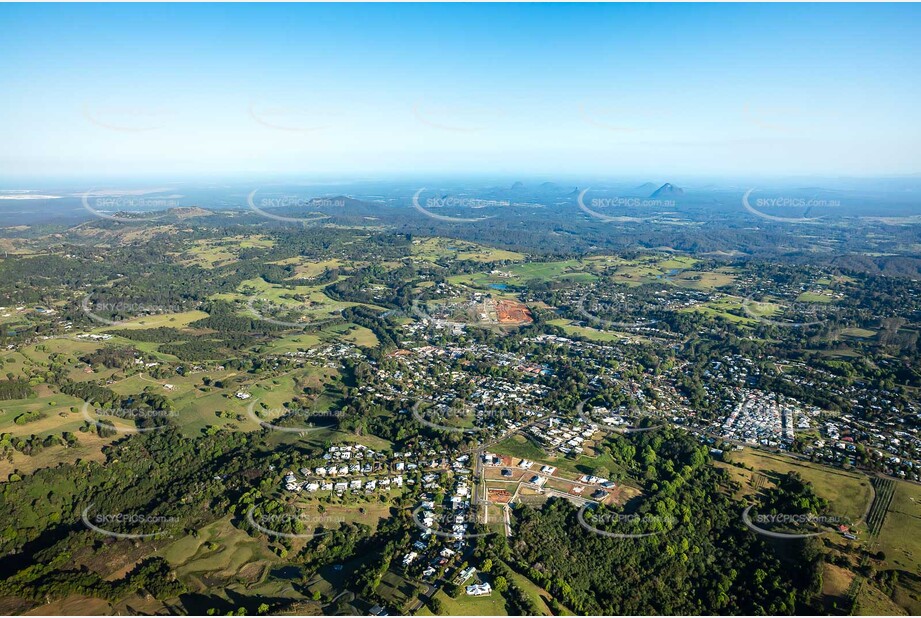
[1,3,919,180]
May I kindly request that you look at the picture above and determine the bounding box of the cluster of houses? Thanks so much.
[720,389,813,447]
[282,445,407,495]
[400,463,479,585]
[416,473,473,538]
[283,469,404,495]
[683,353,921,480]
[805,416,921,480]
[373,341,552,411]
[403,535,460,579]
[529,417,596,455]
[264,344,366,371]
[77,333,113,341]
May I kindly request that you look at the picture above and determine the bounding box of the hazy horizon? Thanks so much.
[2,3,920,179]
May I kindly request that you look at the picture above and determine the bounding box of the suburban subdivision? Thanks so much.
[3,2,921,616]
[1,203,920,615]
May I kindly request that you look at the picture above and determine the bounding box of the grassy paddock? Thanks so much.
[876,480,921,576]
[721,449,872,521]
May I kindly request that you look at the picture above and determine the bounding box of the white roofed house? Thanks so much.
[466,583,492,596]
[456,566,476,583]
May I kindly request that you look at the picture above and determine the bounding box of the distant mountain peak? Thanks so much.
[650,183,684,198]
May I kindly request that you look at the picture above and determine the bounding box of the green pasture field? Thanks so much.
[88,311,210,334]
[183,236,275,268]
[417,585,509,616]
[840,327,876,338]
[411,237,525,264]
[876,479,921,577]
[720,449,872,521]
[680,296,759,325]
[797,291,836,303]
[546,319,636,342]
[160,516,279,586]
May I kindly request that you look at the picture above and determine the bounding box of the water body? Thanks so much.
[658,268,683,282]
